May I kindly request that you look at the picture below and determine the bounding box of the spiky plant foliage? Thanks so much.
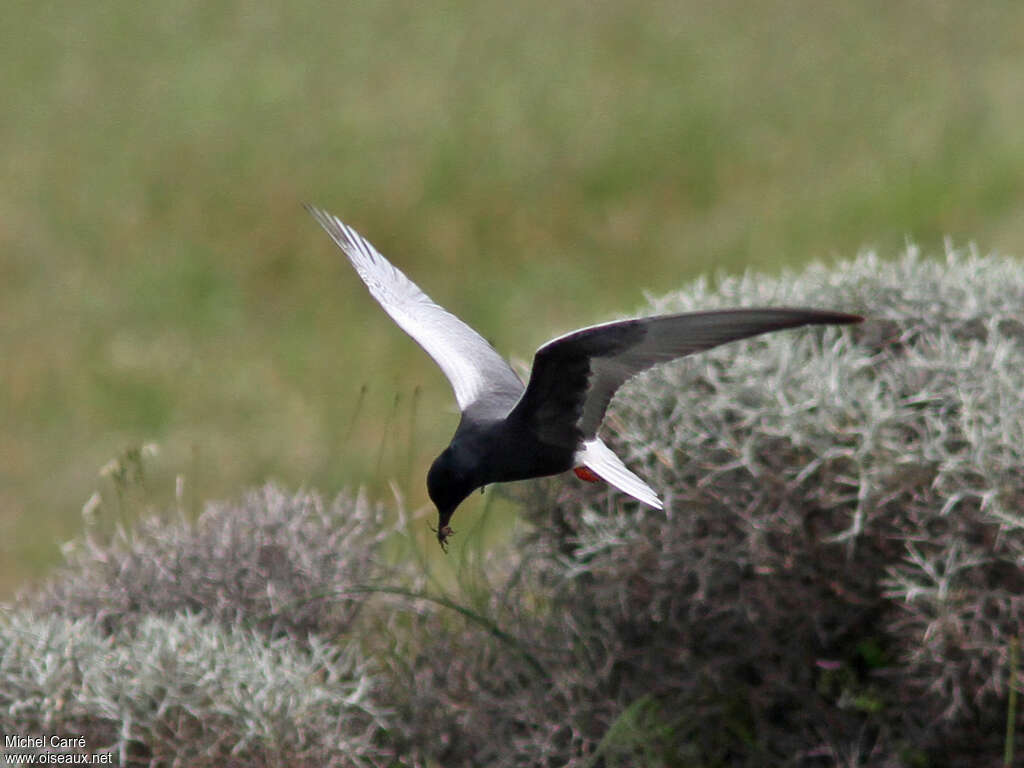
[0,612,389,767]
[6,486,400,766]
[508,245,1023,764]
[28,485,393,642]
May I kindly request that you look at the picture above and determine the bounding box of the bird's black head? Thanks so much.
[426,447,476,551]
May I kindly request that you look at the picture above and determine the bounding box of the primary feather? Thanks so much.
[511,308,860,447]
[306,206,524,414]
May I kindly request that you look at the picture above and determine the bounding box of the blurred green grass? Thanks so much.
[2,0,1023,595]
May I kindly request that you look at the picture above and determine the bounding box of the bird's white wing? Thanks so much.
[512,308,862,445]
[307,206,524,412]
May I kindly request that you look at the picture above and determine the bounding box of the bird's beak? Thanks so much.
[435,508,455,552]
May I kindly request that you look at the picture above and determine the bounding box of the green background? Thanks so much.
[3,0,1023,595]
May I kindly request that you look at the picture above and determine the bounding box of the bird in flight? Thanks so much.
[307,206,862,549]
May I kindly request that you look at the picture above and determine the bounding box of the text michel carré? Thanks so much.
[6,734,87,749]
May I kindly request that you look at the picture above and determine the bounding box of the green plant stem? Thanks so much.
[1006,635,1020,768]
[259,584,550,680]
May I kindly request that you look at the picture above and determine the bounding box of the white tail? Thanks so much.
[574,438,663,510]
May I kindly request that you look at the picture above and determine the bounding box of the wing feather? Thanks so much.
[514,308,862,444]
[575,438,663,509]
[307,206,524,413]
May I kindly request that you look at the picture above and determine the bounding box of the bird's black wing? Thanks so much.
[511,308,862,446]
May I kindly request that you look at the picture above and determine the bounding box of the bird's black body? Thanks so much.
[428,412,579,543]
[307,205,864,549]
